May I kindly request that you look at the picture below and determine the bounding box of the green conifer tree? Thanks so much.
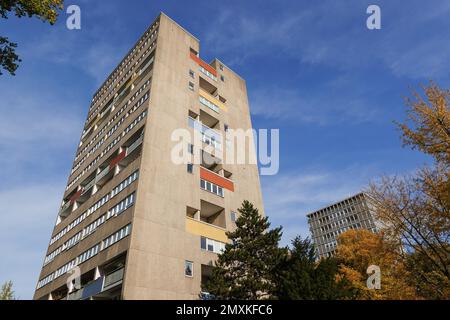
[206,201,286,300]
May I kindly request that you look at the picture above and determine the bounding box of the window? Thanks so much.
[101,224,131,251]
[230,211,237,222]
[224,124,229,132]
[107,193,135,219]
[187,163,193,174]
[201,237,226,254]
[111,170,139,198]
[200,237,206,250]
[198,66,217,81]
[188,143,194,154]
[185,261,193,277]
[219,64,224,71]
[189,69,195,78]
[220,75,224,82]
[200,179,224,197]
[188,82,195,91]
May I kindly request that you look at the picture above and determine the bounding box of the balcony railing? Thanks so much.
[81,126,93,140]
[186,217,228,243]
[95,166,110,183]
[82,276,104,300]
[81,178,96,196]
[199,89,226,113]
[200,167,234,192]
[126,135,144,156]
[188,117,222,149]
[103,268,124,291]
[65,268,123,300]
[67,288,83,300]
[67,276,104,300]
[59,201,72,215]
[190,52,217,81]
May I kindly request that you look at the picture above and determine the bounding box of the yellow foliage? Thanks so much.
[397,82,450,165]
[335,229,417,300]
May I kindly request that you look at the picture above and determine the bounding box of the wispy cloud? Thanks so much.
[249,83,379,125]
[0,92,78,299]
[0,95,81,145]
[204,0,450,79]
[0,85,83,186]
[24,30,129,84]
[0,184,62,299]
[262,164,378,245]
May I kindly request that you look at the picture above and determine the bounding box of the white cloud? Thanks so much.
[0,95,82,145]
[249,84,379,125]
[261,164,377,245]
[203,0,450,79]
[22,22,130,85]
[0,184,63,299]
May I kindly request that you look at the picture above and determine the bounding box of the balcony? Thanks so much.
[190,52,217,82]
[99,98,114,119]
[126,134,144,156]
[58,201,73,217]
[80,125,93,141]
[95,165,112,186]
[103,267,124,291]
[200,167,234,192]
[199,89,227,113]
[66,267,124,300]
[186,217,227,243]
[188,116,221,150]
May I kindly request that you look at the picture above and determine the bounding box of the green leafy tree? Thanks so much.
[0,0,64,75]
[0,281,15,300]
[274,237,355,300]
[205,201,286,300]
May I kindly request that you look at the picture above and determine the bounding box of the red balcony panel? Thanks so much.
[69,190,83,204]
[200,167,234,192]
[109,150,126,169]
[190,52,217,77]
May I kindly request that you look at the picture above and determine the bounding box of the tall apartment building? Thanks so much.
[33,13,264,300]
[307,193,378,259]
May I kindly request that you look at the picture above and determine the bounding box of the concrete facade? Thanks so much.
[34,13,264,300]
[307,193,378,259]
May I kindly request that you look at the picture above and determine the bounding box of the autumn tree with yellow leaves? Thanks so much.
[366,83,450,299]
[335,229,417,300]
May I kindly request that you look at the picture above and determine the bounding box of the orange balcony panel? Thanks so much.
[200,167,234,192]
[190,52,217,77]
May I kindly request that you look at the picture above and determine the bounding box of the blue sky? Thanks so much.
[1,0,449,299]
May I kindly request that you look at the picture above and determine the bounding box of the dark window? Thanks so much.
[185,261,193,277]
[187,163,193,173]
[200,237,206,250]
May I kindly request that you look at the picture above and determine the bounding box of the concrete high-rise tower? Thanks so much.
[34,13,264,300]
[307,193,378,259]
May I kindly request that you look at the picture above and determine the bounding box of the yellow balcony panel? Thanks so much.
[185,218,228,243]
[199,89,228,112]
